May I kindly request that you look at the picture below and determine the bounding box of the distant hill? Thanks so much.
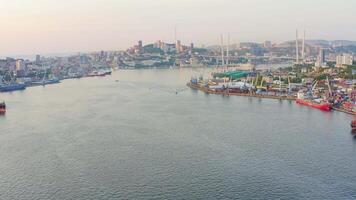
[278,40,356,47]
[206,40,356,50]
[206,44,244,51]
[330,40,356,47]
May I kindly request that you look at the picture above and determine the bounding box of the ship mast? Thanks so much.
[302,30,305,63]
[326,76,332,97]
[226,34,230,67]
[42,64,47,84]
[288,76,291,94]
[220,34,225,67]
[295,30,299,64]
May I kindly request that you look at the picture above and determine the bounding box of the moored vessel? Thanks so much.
[0,83,26,92]
[103,69,112,75]
[351,117,356,131]
[87,70,106,77]
[296,91,331,111]
[0,101,5,114]
[30,78,60,86]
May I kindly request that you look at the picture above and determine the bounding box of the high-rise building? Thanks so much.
[319,48,326,64]
[16,59,25,71]
[175,40,182,53]
[35,55,41,64]
[336,54,353,68]
[138,40,143,49]
[156,40,165,49]
[315,48,326,67]
[189,43,194,55]
[264,41,272,48]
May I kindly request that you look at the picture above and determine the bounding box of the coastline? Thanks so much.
[187,82,296,100]
[187,82,355,115]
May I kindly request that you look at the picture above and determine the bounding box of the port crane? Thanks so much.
[254,75,267,90]
[0,71,17,85]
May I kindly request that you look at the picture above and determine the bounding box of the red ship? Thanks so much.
[296,98,331,111]
[296,91,331,111]
[352,117,356,131]
[0,102,6,114]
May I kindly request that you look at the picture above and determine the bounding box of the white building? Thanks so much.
[315,48,326,67]
[15,60,25,71]
[336,54,353,68]
[175,40,182,53]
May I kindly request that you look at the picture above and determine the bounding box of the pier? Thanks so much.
[187,82,296,101]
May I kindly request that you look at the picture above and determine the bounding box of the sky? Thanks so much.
[1,0,356,56]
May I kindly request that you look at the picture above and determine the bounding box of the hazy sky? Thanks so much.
[1,0,356,56]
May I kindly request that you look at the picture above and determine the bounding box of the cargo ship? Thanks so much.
[0,83,26,92]
[296,91,331,111]
[30,78,60,86]
[0,102,5,114]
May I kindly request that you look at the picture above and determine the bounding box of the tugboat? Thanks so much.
[0,101,5,114]
[351,117,356,131]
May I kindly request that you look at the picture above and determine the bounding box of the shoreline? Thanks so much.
[187,82,355,116]
[187,82,296,100]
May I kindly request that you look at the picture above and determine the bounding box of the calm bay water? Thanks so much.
[0,68,355,200]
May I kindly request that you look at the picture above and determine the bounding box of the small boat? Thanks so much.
[0,102,6,114]
[351,117,356,131]
[103,69,112,75]
[87,70,106,77]
[97,70,107,76]
[44,78,60,85]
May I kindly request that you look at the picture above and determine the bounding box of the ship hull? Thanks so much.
[352,120,356,131]
[45,79,60,85]
[296,99,331,111]
[30,80,60,86]
[0,103,5,114]
[0,84,26,92]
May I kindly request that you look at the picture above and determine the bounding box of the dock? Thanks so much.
[187,83,296,101]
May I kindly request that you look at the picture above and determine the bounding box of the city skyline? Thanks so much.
[1,0,356,56]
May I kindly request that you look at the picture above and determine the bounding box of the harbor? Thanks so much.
[187,67,355,118]
[1,68,355,200]
[2,0,356,199]
[0,68,113,92]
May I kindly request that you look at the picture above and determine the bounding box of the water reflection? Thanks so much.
[0,68,355,200]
